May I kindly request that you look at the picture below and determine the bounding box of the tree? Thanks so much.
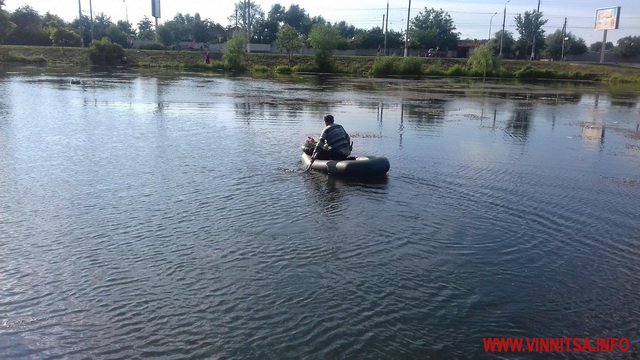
[223,31,247,71]
[253,18,279,43]
[490,30,515,58]
[0,8,15,44]
[9,5,50,45]
[228,1,264,34]
[138,16,155,40]
[514,10,548,59]
[71,15,92,46]
[88,37,124,66]
[267,4,285,23]
[589,41,613,52]
[50,27,80,47]
[614,36,640,58]
[409,8,459,52]
[91,13,114,41]
[106,25,128,47]
[276,24,303,66]
[308,23,339,71]
[284,5,311,36]
[544,30,587,60]
[116,20,135,37]
[467,43,500,77]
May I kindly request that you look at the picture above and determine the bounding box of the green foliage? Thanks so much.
[514,10,548,59]
[49,27,80,47]
[0,9,16,43]
[545,30,587,60]
[1,52,46,65]
[88,37,125,66]
[276,24,304,66]
[424,62,445,76]
[614,36,640,58]
[137,16,155,40]
[589,41,614,52]
[492,30,515,58]
[371,56,400,76]
[138,43,166,50]
[251,64,269,73]
[105,25,128,47]
[410,8,459,51]
[292,63,316,73]
[308,24,339,72]
[275,65,292,74]
[223,31,247,71]
[370,56,423,77]
[446,64,467,76]
[467,43,499,77]
[8,5,50,45]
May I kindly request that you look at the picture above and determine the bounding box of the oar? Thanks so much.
[305,156,315,172]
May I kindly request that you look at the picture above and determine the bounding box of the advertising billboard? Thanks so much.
[595,6,620,31]
[152,0,161,19]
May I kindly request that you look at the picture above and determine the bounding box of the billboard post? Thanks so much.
[152,0,161,41]
[594,6,621,64]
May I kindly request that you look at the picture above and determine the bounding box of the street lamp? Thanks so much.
[499,0,510,56]
[489,12,498,40]
[561,36,568,61]
[404,0,412,57]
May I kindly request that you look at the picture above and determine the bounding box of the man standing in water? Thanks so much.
[311,115,352,161]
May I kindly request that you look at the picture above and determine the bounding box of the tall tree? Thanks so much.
[228,1,264,33]
[276,23,303,66]
[137,16,155,40]
[589,41,613,52]
[514,10,548,59]
[0,8,15,44]
[614,36,640,58]
[544,30,586,60]
[92,13,114,41]
[490,30,515,58]
[8,5,50,45]
[284,4,311,36]
[409,8,459,51]
[267,4,285,23]
[308,23,339,71]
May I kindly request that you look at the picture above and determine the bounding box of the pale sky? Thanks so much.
[4,0,639,45]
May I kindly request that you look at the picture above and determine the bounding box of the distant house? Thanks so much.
[457,39,487,58]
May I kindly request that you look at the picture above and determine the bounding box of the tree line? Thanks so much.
[1,1,639,59]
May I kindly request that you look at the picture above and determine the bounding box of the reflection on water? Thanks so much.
[0,72,639,359]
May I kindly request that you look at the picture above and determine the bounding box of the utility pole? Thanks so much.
[560,17,567,61]
[246,0,251,53]
[78,0,84,47]
[500,0,510,56]
[489,12,498,40]
[404,0,411,57]
[384,1,389,55]
[530,0,541,61]
[89,0,94,42]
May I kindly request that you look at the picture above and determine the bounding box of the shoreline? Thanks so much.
[1,45,639,85]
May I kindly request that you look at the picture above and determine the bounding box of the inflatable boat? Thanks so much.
[301,152,390,177]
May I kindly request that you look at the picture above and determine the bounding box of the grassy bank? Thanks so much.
[1,45,640,85]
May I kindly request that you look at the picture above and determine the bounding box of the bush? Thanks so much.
[371,56,401,77]
[88,37,125,66]
[275,65,292,74]
[424,62,444,76]
[138,43,166,50]
[447,64,468,76]
[251,65,270,73]
[399,57,423,75]
[223,32,247,71]
[292,63,317,73]
[50,28,81,47]
[467,43,500,77]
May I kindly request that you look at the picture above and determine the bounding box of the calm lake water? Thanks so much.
[1,68,639,359]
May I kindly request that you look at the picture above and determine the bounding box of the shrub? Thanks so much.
[223,32,247,71]
[447,64,467,76]
[275,65,292,74]
[138,43,166,50]
[371,56,401,77]
[399,57,423,76]
[88,37,125,66]
[424,62,444,76]
[467,43,500,77]
[251,65,270,73]
[292,63,317,73]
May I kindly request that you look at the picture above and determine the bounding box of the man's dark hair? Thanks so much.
[324,114,334,124]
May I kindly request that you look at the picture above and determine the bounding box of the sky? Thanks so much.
[4,0,640,45]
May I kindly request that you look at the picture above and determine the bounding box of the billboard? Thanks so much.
[152,0,161,19]
[595,6,620,30]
